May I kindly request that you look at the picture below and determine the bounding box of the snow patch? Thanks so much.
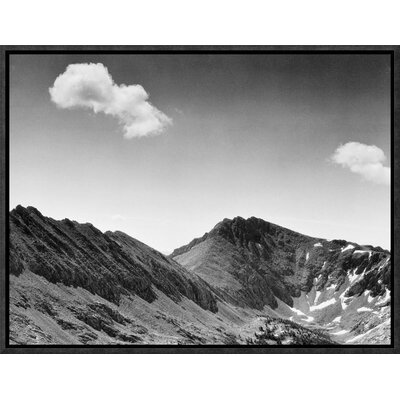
[290,307,307,317]
[314,291,321,305]
[332,316,341,323]
[313,243,322,248]
[310,298,336,311]
[348,271,358,284]
[376,289,390,306]
[341,244,355,253]
[348,267,365,284]
[357,307,373,313]
[289,306,314,323]
[332,330,348,335]
[339,290,352,310]
[306,252,309,261]
[314,273,323,284]
[346,333,366,343]
[365,290,374,304]
[378,257,390,271]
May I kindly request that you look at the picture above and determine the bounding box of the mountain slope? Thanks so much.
[10,205,217,312]
[10,206,246,345]
[9,208,390,345]
[172,216,391,344]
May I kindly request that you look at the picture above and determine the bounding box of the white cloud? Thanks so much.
[331,142,390,185]
[49,63,172,138]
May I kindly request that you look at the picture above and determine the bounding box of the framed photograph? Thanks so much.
[0,46,397,353]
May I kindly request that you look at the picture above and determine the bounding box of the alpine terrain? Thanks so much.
[9,207,391,345]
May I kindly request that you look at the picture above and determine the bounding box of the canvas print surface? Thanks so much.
[7,52,392,347]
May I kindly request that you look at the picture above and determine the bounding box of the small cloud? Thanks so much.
[330,141,390,185]
[49,63,172,138]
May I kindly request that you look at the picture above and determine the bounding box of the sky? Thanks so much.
[9,53,391,252]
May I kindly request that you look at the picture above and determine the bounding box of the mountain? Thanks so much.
[9,208,391,345]
[172,216,391,344]
[10,206,218,311]
[9,206,235,345]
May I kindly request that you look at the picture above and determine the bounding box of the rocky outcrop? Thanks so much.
[247,316,334,345]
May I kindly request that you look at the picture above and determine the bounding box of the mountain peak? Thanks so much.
[208,215,319,248]
[11,205,44,219]
[170,215,304,258]
[172,214,391,335]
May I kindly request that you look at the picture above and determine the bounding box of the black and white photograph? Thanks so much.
[1,48,396,351]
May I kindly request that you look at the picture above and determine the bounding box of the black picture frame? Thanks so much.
[0,45,397,354]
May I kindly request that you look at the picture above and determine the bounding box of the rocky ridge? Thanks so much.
[10,205,217,312]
